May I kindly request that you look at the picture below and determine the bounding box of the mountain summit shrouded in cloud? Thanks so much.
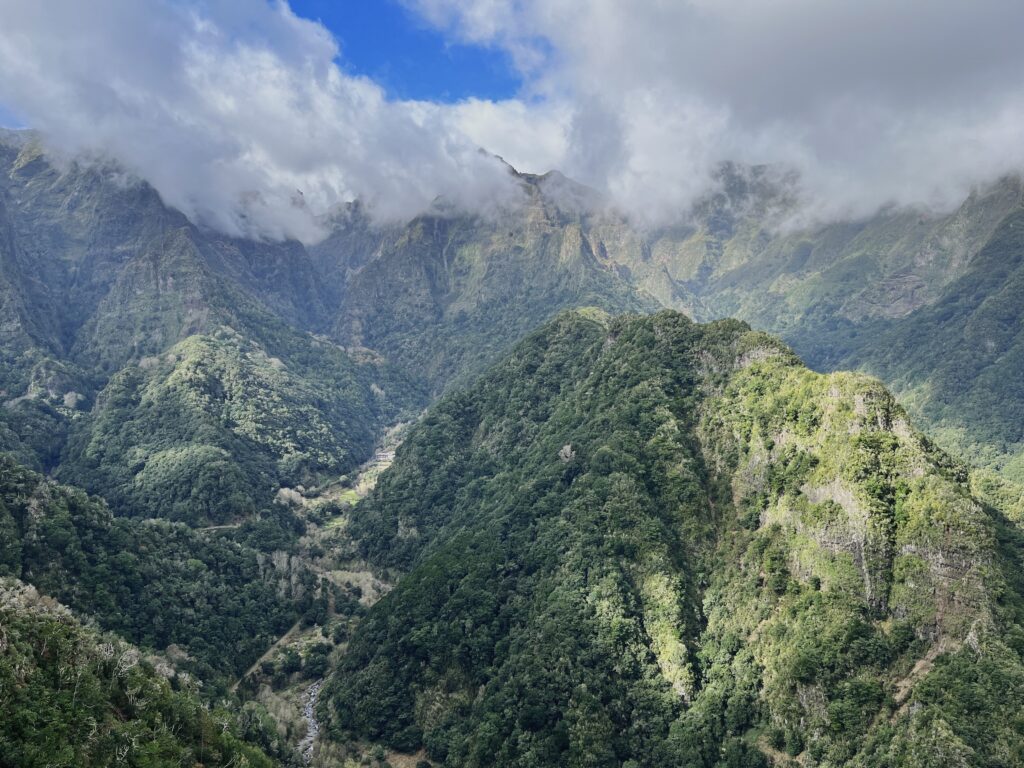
[2,0,1024,240]
[416,0,1024,224]
[0,0,522,241]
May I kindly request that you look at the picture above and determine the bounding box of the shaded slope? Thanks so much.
[0,134,423,512]
[311,162,1024,480]
[0,456,312,682]
[59,326,418,524]
[0,134,330,359]
[325,173,660,392]
[0,578,286,768]
[837,209,1024,480]
[573,168,1024,481]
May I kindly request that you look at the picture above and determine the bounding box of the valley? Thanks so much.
[1,132,1024,767]
[227,427,405,766]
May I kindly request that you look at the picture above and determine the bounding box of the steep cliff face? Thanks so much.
[0,193,59,366]
[307,161,1024,478]
[325,172,660,391]
[7,130,1024,482]
[0,136,332,367]
[578,167,1024,480]
[837,209,1024,481]
[324,311,1024,767]
[632,168,1023,334]
[5,123,1024,518]
[441,164,1021,347]
[0,134,423,505]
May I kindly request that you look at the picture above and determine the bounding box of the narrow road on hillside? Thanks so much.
[194,523,240,533]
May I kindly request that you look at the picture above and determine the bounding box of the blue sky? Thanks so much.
[290,0,521,102]
[0,0,522,126]
[0,103,24,128]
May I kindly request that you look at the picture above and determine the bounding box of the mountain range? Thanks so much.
[2,129,1024,767]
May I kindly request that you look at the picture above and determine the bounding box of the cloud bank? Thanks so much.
[0,0,521,241]
[411,0,1024,224]
[2,0,1024,238]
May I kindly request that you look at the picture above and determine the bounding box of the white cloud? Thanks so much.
[441,97,570,175]
[0,0,522,241]
[3,0,1024,237]
[407,0,1024,223]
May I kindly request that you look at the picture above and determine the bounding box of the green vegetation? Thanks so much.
[0,456,312,682]
[325,310,1024,767]
[0,136,423,522]
[59,328,416,525]
[313,164,1024,488]
[0,578,290,768]
[330,178,658,393]
[558,166,1024,482]
[3,133,1024,767]
[836,209,1024,483]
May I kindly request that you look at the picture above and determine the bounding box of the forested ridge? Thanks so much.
[57,328,418,525]
[838,209,1024,481]
[0,456,313,683]
[0,135,425,525]
[325,310,1024,767]
[0,578,293,768]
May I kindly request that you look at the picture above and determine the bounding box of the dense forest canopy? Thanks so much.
[1,127,1024,767]
[325,311,1024,767]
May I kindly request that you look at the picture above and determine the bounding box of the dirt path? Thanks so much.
[231,619,303,693]
[194,523,240,533]
[891,641,952,717]
[229,426,406,695]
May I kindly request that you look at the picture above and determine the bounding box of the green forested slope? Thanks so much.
[58,327,416,524]
[3,127,1024,767]
[0,134,423,519]
[328,173,659,392]
[0,578,287,768]
[0,457,312,682]
[310,161,1024,481]
[8,128,1024,492]
[583,168,1024,480]
[836,209,1024,481]
[325,311,1024,767]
